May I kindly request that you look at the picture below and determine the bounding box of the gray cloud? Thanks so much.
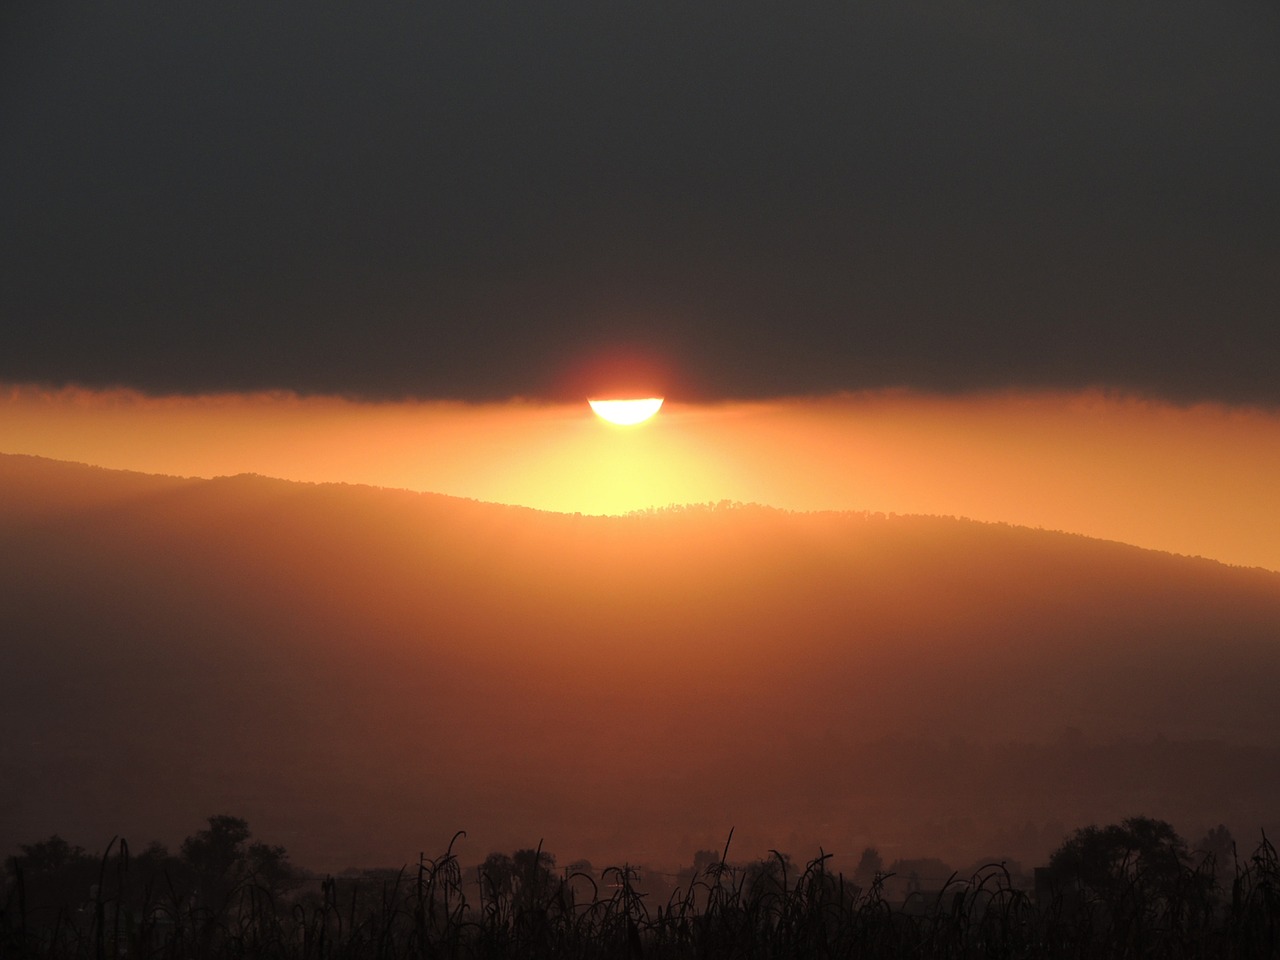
[3,1,1277,401]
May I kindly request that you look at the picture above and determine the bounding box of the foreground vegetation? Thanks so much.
[4,817,1279,959]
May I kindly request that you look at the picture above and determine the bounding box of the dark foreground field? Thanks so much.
[5,823,1280,960]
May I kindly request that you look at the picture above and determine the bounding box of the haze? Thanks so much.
[3,384,1278,571]
[4,453,1280,874]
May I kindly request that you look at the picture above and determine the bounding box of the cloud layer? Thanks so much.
[3,2,1277,402]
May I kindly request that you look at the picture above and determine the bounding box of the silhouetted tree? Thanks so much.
[853,846,883,887]
[479,852,515,900]
[181,815,251,881]
[1194,823,1237,888]
[177,814,296,908]
[511,847,556,909]
[4,835,98,916]
[744,852,792,902]
[692,849,722,877]
[675,849,723,910]
[244,840,297,897]
[1048,816,1192,900]
[6,836,89,876]
[133,840,172,871]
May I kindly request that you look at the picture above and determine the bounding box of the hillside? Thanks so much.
[2,452,1279,871]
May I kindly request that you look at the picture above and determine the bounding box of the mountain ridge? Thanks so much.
[2,451,1278,871]
[6,451,1272,575]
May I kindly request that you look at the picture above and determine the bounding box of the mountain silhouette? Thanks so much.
[3,452,1278,871]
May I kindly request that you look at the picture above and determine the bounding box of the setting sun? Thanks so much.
[588,397,664,426]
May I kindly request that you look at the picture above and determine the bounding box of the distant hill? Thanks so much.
[2,452,1279,872]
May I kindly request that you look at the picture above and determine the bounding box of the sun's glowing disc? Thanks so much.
[588,397,664,426]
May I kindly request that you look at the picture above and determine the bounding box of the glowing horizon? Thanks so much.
[2,382,1279,571]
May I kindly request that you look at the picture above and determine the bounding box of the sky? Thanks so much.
[3,3,1279,575]
[5,385,1280,572]
[3,1,1278,404]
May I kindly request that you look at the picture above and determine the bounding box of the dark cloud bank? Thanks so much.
[3,1,1277,402]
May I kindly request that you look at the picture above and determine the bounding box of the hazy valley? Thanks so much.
[3,452,1279,875]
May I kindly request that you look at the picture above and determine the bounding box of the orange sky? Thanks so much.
[3,383,1278,571]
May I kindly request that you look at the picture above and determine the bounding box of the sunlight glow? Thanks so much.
[3,385,1280,570]
[588,397,664,426]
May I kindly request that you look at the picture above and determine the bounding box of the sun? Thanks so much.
[588,397,664,426]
